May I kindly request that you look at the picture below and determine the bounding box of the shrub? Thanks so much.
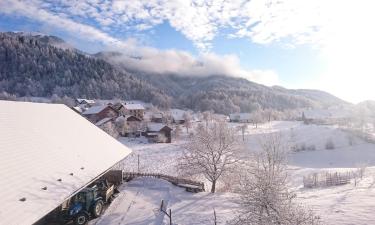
[307,144,316,151]
[325,138,335,150]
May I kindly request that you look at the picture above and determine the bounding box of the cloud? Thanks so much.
[105,47,279,86]
[0,0,280,86]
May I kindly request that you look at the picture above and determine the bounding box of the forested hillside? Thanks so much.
[0,32,348,114]
[0,32,172,107]
[99,52,348,114]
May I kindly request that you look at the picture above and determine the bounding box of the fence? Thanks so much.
[123,172,205,192]
[303,171,354,188]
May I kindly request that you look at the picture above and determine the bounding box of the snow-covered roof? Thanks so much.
[147,123,171,132]
[82,105,109,115]
[95,117,113,126]
[124,104,145,110]
[0,101,131,225]
[72,106,83,113]
[125,100,153,108]
[76,98,95,104]
[170,109,186,121]
[152,112,163,119]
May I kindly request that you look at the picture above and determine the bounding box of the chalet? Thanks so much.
[125,100,153,109]
[82,105,119,123]
[123,104,145,120]
[229,113,251,123]
[144,123,172,143]
[151,112,164,123]
[170,109,186,124]
[116,115,142,137]
[0,100,131,225]
[111,102,126,115]
[95,117,115,127]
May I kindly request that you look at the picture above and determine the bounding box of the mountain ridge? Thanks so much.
[0,32,349,114]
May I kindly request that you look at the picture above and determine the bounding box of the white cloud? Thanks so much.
[106,46,279,86]
[0,0,280,86]
[4,0,368,51]
[4,0,375,99]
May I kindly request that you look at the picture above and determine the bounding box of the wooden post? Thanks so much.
[214,208,217,225]
[169,209,172,225]
[137,154,140,173]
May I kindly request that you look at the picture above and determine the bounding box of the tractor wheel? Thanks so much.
[92,200,104,218]
[74,212,89,225]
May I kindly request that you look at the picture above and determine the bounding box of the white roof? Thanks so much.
[170,109,186,121]
[124,104,145,110]
[76,98,95,104]
[72,106,83,113]
[82,105,108,115]
[147,123,171,132]
[95,117,113,126]
[0,101,131,225]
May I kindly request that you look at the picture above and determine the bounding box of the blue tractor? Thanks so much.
[64,180,116,225]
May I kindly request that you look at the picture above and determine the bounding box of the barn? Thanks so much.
[0,100,131,225]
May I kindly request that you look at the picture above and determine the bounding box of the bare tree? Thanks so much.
[179,122,241,193]
[251,110,264,128]
[234,133,321,225]
[183,112,192,133]
[101,121,119,138]
[173,125,182,140]
[202,110,213,128]
[240,124,248,142]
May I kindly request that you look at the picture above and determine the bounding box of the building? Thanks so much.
[123,104,145,120]
[116,115,142,137]
[82,105,119,123]
[125,100,153,109]
[0,100,131,225]
[170,109,186,124]
[229,113,251,123]
[144,123,172,143]
[151,112,164,123]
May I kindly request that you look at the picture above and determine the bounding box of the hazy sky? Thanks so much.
[1,0,374,103]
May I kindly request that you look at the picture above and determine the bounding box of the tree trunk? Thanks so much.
[211,180,216,193]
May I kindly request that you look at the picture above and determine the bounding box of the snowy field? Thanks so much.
[103,121,375,224]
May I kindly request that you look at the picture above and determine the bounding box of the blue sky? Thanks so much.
[1,0,374,103]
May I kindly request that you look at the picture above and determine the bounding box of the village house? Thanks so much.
[144,123,172,143]
[170,108,186,124]
[123,104,145,120]
[151,112,164,123]
[125,100,153,109]
[116,115,142,137]
[229,113,251,123]
[82,105,119,123]
[0,100,131,225]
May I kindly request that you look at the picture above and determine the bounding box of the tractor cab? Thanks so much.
[67,187,104,225]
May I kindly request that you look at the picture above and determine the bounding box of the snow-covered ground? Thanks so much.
[106,121,375,225]
[90,177,239,225]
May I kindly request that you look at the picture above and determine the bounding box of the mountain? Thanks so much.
[0,32,348,114]
[0,32,172,108]
[97,51,349,114]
